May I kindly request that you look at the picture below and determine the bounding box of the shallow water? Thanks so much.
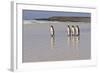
[22,21,91,63]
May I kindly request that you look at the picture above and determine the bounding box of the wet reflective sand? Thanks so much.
[22,21,91,63]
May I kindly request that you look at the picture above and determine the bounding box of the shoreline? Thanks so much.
[23,20,90,25]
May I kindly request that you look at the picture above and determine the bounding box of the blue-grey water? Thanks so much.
[22,20,91,63]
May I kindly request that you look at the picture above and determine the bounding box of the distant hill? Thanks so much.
[35,16,90,22]
[48,16,90,22]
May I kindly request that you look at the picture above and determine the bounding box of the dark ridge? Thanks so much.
[34,16,90,22]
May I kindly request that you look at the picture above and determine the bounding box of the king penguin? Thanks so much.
[75,25,80,36]
[50,25,55,37]
[67,25,71,36]
[71,25,75,36]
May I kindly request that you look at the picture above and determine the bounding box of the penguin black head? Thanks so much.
[76,25,79,29]
[68,25,70,27]
[72,25,74,28]
[76,25,78,27]
[51,25,53,28]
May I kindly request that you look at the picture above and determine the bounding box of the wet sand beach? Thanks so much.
[22,20,91,63]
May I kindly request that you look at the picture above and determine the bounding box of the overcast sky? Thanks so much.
[23,10,91,20]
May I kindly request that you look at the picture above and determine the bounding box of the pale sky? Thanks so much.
[23,10,91,20]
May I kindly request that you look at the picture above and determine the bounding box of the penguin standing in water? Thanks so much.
[75,25,80,36]
[67,25,71,36]
[71,25,75,36]
[50,25,55,37]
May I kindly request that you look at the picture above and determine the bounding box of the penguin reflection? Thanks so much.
[67,35,80,49]
[67,35,80,58]
[50,36,55,48]
[50,25,55,48]
[74,36,80,48]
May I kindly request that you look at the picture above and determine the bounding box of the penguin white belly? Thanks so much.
[75,27,78,35]
[50,28,53,35]
[71,27,75,35]
[67,27,70,35]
